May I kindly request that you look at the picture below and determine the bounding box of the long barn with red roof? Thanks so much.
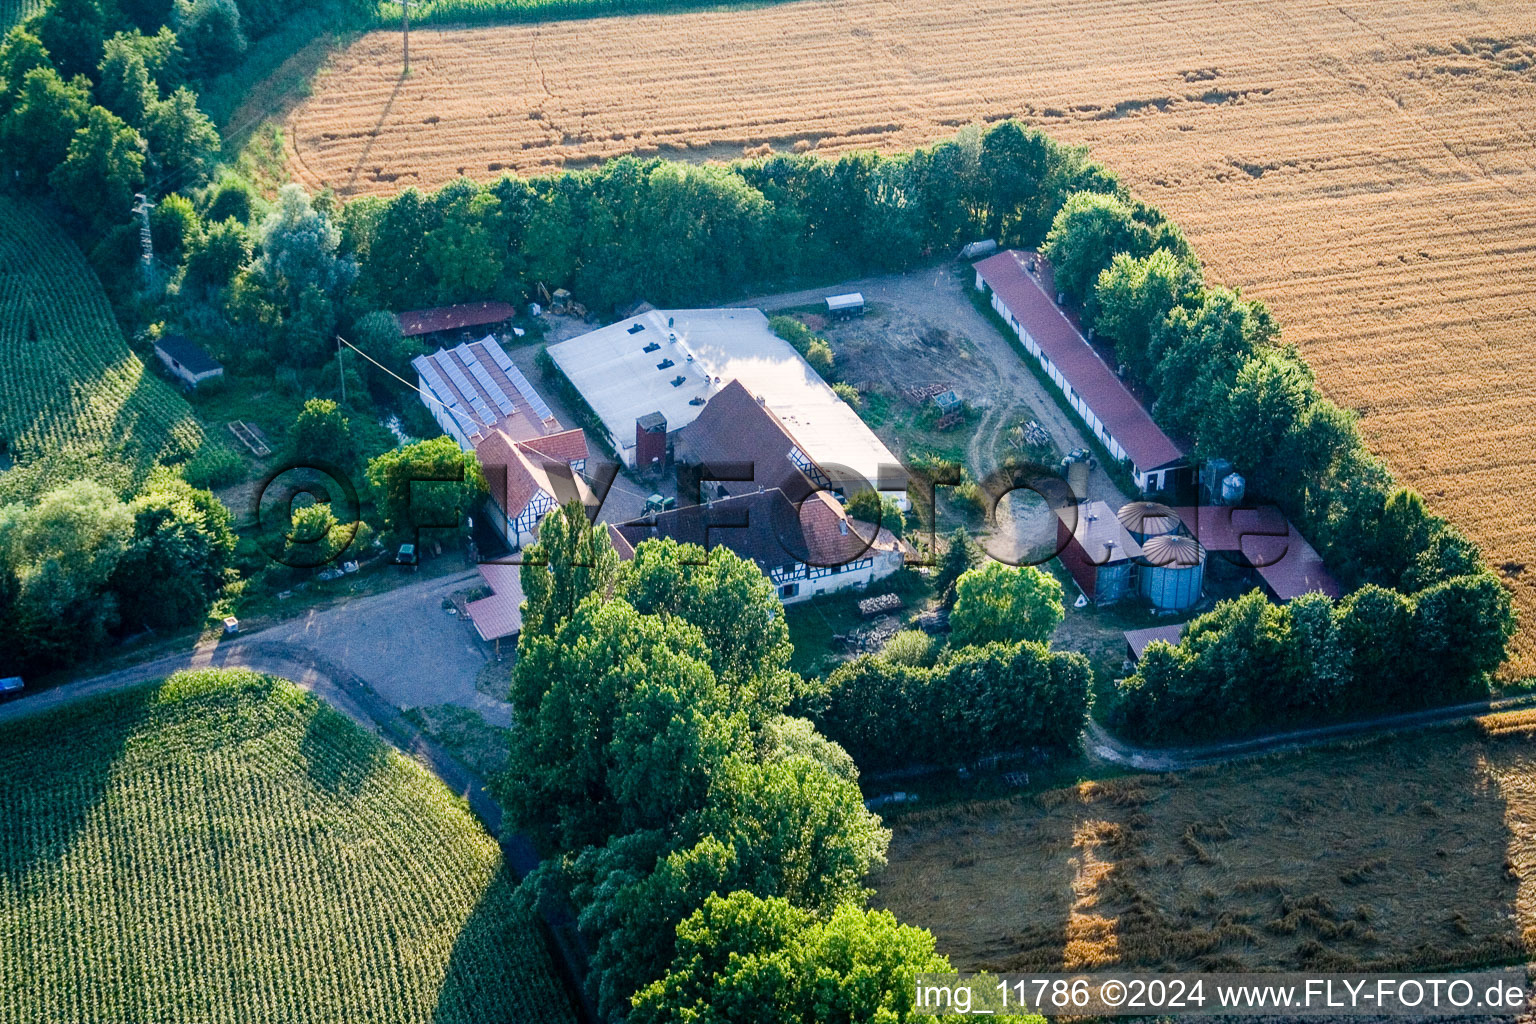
[973,250,1190,495]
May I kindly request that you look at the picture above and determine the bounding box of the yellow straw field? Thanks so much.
[286,0,1536,673]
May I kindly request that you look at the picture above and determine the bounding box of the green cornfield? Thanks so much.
[0,195,202,475]
[0,669,577,1024]
[0,0,44,31]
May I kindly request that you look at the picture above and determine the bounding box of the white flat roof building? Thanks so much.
[546,308,907,503]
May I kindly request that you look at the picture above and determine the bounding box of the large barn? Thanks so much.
[974,250,1189,495]
[544,308,908,508]
[412,336,589,549]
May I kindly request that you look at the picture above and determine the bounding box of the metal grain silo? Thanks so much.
[1138,534,1205,611]
[1117,501,1181,545]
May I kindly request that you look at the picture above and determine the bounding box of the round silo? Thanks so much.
[1138,534,1205,611]
[1117,501,1181,545]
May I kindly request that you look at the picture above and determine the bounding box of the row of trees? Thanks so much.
[1045,189,1489,602]
[503,506,1026,1022]
[1112,575,1516,744]
[807,561,1090,773]
[0,472,235,676]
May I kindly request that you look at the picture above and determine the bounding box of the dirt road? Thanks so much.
[742,263,1129,563]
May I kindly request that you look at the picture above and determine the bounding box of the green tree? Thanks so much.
[631,892,1007,1024]
[96,32,157,126]
[35,0,110,79]
[819,655,931,771]
[1,67,90,188]
[110,475,235,631]
[252,184,355,365]
[979,119,1054,243]
[516,499,621,647]
[150,191,200,265]
[949,561,1064,648]
[144,86,220,187]
[1041,190,1143,303]
[176,0,246,79]
[844,489,904,539]
[183,216,251,291]
[0,28,51,113]
[1149,286,1278,439]
[0,480,132,667]
[506,597,747,850]
[1199,349,1316,495]
[1336,584,1416,710]
[288,398,355,470]
[936,641,1091,760]
[1412,573,1515,696]
[619,538,795,721]
[50,106,147,232]
[426,179,508,302]
[281,499,358,570]
[934,526,980,608]
[364,435,485,539]
[1093,247,1202,384]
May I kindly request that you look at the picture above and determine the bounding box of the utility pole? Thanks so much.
[336,336,347,405]
[132,193,154,286]
[397,0,420,74]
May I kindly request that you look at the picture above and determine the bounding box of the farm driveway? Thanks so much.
[0,569,512,727]
[740,264,1130,560]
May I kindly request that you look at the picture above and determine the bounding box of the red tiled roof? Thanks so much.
[518,428,589,466]
[396,301,519,337]
[975,250,1187,471]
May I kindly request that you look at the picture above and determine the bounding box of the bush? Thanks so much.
[182,437,245,489]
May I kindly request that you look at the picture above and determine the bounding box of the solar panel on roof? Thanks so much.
[417,361,457,409]
[504,364,553,421]
[484,341,516,373]
[467,361,516,415]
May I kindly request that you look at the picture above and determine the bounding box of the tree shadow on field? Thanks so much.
[299,700,389,796]
[431,861,582,1024]
[0,686,156,884]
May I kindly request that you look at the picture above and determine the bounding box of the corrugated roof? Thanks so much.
[396,301,519,337]
[1141,533,1205,567]
[1125,624,1185,660]
[1057,500,1143,564]
[1117,500,1180,538]
[975,250,1187,471]
[466,563,524,641]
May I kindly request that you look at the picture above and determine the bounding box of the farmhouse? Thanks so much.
[618,488,908,604]
[153,335,223,388]
[412,336,589,549]
[545,308,908,507]
[974,250,1189,494]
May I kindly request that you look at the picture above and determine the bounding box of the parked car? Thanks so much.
[395,543,418,568]
[0,676,23,698]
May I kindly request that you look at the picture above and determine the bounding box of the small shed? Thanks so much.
[636,411,668,471]
[960,239,999,260]
[931,389,962,414]
[1124,625,1184,664]
[825,293,865,319]
[153,335,223,388]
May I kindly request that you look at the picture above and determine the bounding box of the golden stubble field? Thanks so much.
[285,0,1536,673]
[874,712,1536,974]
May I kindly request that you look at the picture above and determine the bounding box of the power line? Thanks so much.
[334,333,659,508]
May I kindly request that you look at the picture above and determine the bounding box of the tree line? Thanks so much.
[1036,185,1517,737]
[503,505,1037,1022]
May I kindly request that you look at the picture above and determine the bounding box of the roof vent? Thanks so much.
[689,396,705,406]
[670,375,687,388]
[643,341,660,353]
[656,358,675,370]
[627,323,646,334]
[668,317,674,328]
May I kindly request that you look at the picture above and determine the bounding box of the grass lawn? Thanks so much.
[785,568,935,677]
[875,713,1536,976]
[402,703,513,778]
[0,669,575,1024]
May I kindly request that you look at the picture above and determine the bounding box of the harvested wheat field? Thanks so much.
[287,0,1536,673]
[874,712,1536,974]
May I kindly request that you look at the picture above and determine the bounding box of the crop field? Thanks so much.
[0,669,576,1024]
[0,196,202,480]
[286,0,1536,674]
[874,712,1536,974]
